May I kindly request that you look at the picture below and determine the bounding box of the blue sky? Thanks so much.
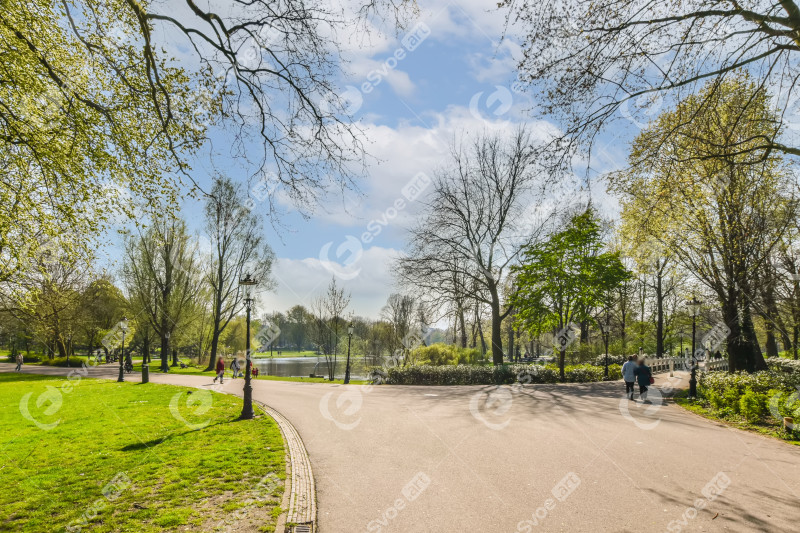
[106,0,631,319]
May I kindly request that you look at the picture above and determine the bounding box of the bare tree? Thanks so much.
[381,293,415,356]
[503,0,800,163]
[203,175,275,371]
[397,127,552,364]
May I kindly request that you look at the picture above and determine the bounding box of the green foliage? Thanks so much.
[739,388,768,422]
[40,356,89,367]
[697,370,800,430]
[766,357,800,374]
[1,0,206,284]
[384,363,620,385]
[512,207,631,376]
[411,343,482,366]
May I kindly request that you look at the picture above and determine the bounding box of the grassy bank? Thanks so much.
[0,373,286,532]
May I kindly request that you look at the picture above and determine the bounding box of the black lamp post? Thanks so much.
[689,295,701,399]
[344,324,354,384]
[117,317,128,382]
[239,273,257,420]
[603,310,611,379]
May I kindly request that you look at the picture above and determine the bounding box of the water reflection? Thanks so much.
[254,356,387,380]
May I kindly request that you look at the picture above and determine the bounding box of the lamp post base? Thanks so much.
[240,384,254,420]
[142,364,149,384]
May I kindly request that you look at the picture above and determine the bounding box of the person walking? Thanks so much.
[621,355,636,400]
[634,359,653,402]
[230,357,241,379]
[14,353,23,372]
[213,357,225,384]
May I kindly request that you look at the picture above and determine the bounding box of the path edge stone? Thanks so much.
[254,399,317,533]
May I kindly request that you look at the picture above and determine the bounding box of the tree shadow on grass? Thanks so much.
[120,418,246,451]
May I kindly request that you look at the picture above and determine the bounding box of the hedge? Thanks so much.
[381,363,622,386]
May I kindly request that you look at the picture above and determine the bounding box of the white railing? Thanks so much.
[704,359,729,372]
[643,357,683,375]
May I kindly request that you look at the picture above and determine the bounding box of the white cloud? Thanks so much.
[266,246,401,318]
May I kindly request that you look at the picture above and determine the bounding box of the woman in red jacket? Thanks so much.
[213,357,225,384]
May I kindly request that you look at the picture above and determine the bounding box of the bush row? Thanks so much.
[409,344,485,366]
[382,363,621,385]
[39,356,90,368]
[766,357,800,374]
[697,370,800,435]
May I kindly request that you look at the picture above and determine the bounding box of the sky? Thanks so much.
[104,0,639,320]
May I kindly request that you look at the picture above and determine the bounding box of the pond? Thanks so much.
[253,355,390,380]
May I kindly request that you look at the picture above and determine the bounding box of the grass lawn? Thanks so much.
[674,391,800,447]
[0,373,286,532]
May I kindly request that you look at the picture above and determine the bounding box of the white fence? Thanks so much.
[642,356,729,375]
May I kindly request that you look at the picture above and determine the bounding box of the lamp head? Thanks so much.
[348,324,354,335]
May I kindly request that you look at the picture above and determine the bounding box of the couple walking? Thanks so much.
[622,356,653,402]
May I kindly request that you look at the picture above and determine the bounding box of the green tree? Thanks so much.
[610,76,798,372]
[512,208,631,380]
[123,218,201,372]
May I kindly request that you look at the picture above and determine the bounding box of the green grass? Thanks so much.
[674,390,800,447]
[137,363,367,385]
[0,373,286,532]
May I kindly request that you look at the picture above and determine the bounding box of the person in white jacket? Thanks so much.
[622,356,637,400]
[230,357,241,379]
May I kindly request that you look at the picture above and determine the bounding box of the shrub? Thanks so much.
[766,357,800,374]
[410,344,483,366]
[5,353,42,363]
[739,388,768,422]
[40,356,89,368]
[592,354,628,367]
[384,363,617,385]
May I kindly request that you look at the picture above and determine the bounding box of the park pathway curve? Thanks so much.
[3,363,800,532]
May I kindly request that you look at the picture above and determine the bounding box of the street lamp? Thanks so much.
[344,324,354,384]
[239,273,258,420]
[603,310,611,379]
[688,295,702,399]
[118,317,128,383]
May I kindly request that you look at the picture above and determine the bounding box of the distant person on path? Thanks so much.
[213,357,225,384]
[634,359,653,402]
[230,358,241,379]
[15,353,23,371]
[252,366,259,378]
[622,355,636,400]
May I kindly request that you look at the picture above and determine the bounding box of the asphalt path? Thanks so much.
[4,363,799,532]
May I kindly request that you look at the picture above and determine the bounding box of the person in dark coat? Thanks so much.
[634,359,652,402]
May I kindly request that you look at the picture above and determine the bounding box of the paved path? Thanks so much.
[4,364,799,532]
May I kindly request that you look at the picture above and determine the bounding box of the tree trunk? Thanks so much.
[488,283,504,365]
[724,299,766,372]
[160,333,170,372]
[458,306,467,348]
[507,322,515,363]
[559,348,566,381]
[655,267,664,358]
